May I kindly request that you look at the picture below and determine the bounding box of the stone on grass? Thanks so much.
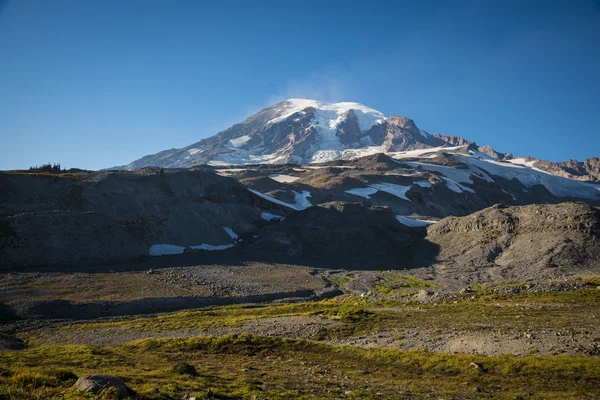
[74,374,128,396]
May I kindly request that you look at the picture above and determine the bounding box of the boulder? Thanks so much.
[0,333,26,351]
[74,374,128,396]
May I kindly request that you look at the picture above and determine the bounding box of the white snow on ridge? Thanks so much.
[461,156,600,199]
[249,189,296,209]
[502,189,517,200]
[223,226,239,240]
[345,181,432,201]
[228,135,252,148]
[396,215,437,227]
[311,149,343,163]
[248,188,313,211]
[414,181,432,188]
[293,190,313,210]
[269,99,386,132]
[149,242,234,256]
[389,146,466,159]
[267,99,387,164]
[345,187,379,199]
[341,146,387,160]
[261,211,285,221]
[404,160,493,183]
[373,183,412,201]
[190,244,234,251]
[442,177,476,194]
[149,244,185,256]
[269,173,300,183]
[507,157,537,167]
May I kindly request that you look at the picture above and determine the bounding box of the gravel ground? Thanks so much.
[31,316,340,347]
[329,327,600,356]
[1,262,339,320]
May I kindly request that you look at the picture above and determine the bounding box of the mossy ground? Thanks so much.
[2,282,600,399]
[1,335,599,399]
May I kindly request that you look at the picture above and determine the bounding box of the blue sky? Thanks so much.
[0,0,599,170]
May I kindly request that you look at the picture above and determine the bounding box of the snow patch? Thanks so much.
[373,183,412,201]
[261,211,285,221]
[414,181,432,188]
[389,146,466,159]
[189,244,234,251]
[223,226,239,240]
[442,177,476,194]
[149,244,185,256]
[502,189,517,200]
[396,215,436,227]
[341,146,387,160]
[269,174,300,183]
[346,181,430,201]
[267,99,386,163]
[269,99,386,132]
[462,157,600,199]
[228,135,252,148]
[293,190,313,210]
[149,242,235,256]
[345,187,379,199]
[248,189,312,211]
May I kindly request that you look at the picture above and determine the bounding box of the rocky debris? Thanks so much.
[0,169,286,268]
[34,316,341,348]
[74,374,128,396]
[530,157,600,182]
[1,263,339,321]
[330,323,600,357]
[432,134,473,147]
[415,202,600,288]
[244,201,423,269]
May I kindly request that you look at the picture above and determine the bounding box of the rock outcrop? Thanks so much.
[0,169,289,268]
[415,203,600,286]
[74,374,128,396]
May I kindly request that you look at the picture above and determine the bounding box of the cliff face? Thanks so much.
[531,157,600,182]
[415,203,600,287]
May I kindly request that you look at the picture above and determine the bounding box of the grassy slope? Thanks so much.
[1,282,600,399]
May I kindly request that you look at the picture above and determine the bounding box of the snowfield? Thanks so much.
[150,242,234,256]
[261,211,285,221]
[345,181,432,201]
[269,174,300,183]
[149,244,185,256]
[248,188,313,211]
[266,99,387,164]
[268,99,386,131]
[223,226,239,240]
[396,215,437,227]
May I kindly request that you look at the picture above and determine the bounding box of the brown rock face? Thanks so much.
[363,116,446,152]
[416,203,600,287]
[432,134,473,147]
[529,157,600,182]
[336,110,361,145]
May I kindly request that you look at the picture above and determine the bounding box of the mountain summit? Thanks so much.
[120,99,599,183]
[122,99,452,170]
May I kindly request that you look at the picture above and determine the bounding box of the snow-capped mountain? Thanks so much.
[120,99,599,184]
[122,99,451,169]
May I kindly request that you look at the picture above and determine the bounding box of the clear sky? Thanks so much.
[1,0,599,170]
